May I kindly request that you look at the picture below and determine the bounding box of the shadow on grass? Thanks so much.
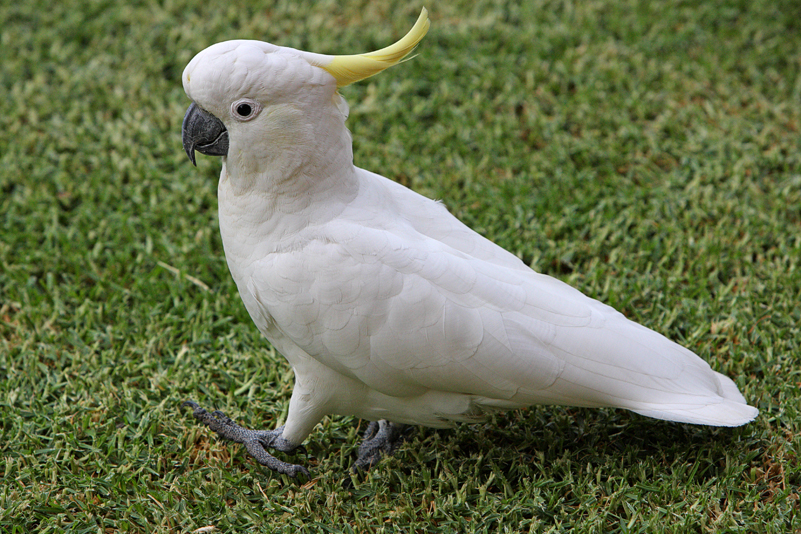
[374,406,759,487]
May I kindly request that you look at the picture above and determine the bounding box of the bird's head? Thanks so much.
[181,8,430,180]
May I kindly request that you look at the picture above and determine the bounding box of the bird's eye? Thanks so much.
[231,99,261,121]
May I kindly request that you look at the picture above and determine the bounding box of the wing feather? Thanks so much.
[242,169,756,426]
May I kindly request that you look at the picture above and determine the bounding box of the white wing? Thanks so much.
[246,168,757,427]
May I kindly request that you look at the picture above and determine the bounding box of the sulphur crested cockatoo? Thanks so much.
[180,8,757,477]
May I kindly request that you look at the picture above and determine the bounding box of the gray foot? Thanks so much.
[352,420,410,472]
[183,400,309,478]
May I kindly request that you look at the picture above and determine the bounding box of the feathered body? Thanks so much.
[182,9,756,448]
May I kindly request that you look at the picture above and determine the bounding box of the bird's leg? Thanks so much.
[352,419,410,472]
[183,400,309,478]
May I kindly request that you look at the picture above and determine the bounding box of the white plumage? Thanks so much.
[181,9,756,454]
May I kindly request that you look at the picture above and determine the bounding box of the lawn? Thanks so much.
[1,0,799,532]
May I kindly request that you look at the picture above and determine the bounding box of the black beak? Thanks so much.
[182,102,229,166]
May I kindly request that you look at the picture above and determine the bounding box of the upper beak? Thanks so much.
[182,102,229,166]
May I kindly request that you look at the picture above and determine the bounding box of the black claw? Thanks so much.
[362,421,380,441]
[291,465,311,479]
[182,400,310,478]
[352,420,410,473]
[244,438,309,478]
[290,444,308,457]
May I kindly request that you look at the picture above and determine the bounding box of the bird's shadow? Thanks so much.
[374,406,756,487]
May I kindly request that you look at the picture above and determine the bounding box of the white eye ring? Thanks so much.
[231,99,261,121]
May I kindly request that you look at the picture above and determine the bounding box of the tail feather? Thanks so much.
[631,372,757,426]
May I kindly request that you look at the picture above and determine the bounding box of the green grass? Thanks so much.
[1,0,800,531]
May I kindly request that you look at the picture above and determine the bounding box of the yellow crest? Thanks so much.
[322,8,430,87]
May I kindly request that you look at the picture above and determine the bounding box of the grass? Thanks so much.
[1,0,800,531]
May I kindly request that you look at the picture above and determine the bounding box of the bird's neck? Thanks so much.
[215,124,358,275]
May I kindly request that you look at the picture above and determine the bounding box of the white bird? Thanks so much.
[180,8,757,477]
